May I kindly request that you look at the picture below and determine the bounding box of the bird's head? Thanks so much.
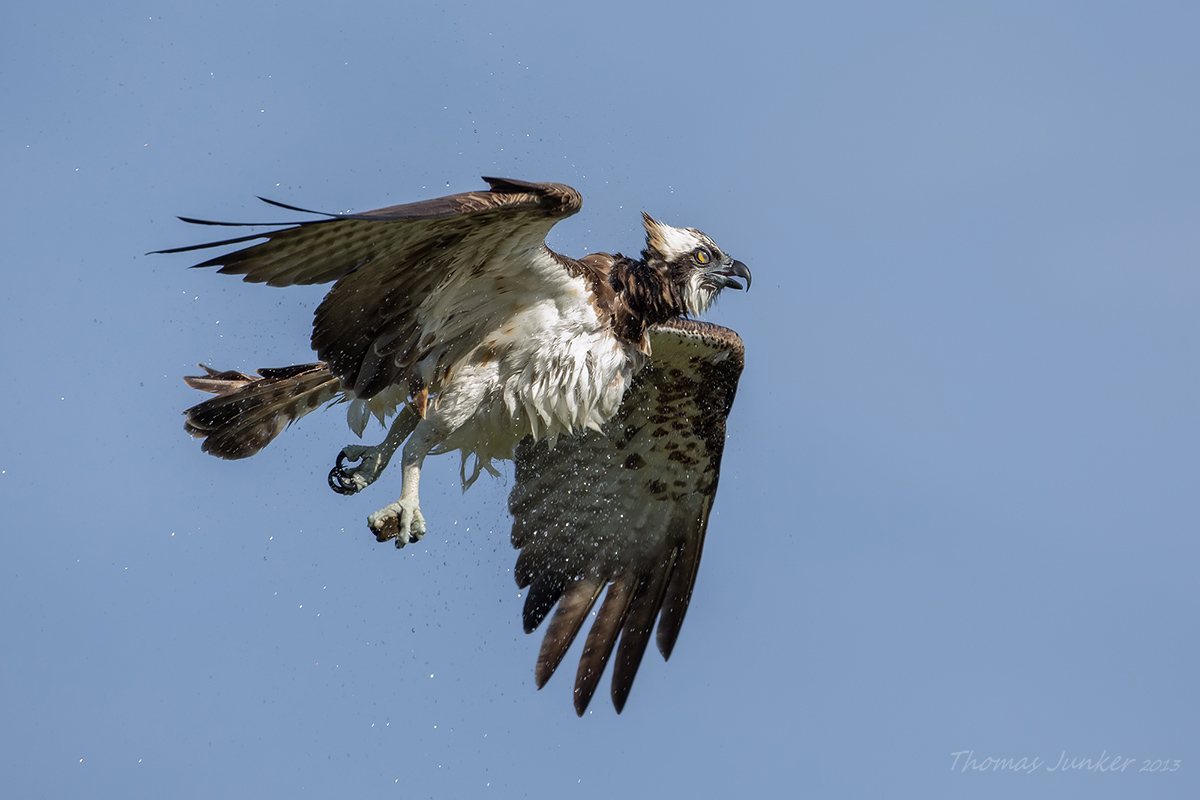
[642,212,751,317]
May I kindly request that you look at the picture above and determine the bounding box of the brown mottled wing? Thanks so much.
[157,178,584,398]
[508,318,745,715]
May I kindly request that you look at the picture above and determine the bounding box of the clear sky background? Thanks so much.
[3,2,1197,798]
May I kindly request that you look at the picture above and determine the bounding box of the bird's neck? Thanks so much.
[609,253,684,347]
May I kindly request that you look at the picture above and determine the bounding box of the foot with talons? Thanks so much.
[367,499,426,547]
[328,445,392,496]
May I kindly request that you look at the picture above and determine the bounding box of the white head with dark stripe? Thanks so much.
[641,213,751,317]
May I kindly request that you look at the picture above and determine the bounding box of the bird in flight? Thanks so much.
[160,177,749,713]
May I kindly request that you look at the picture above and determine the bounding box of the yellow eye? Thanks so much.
[695,248,710,264]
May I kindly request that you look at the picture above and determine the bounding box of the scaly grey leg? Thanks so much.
[328,406,419,496]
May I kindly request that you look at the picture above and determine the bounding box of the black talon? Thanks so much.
[328,450,362,495]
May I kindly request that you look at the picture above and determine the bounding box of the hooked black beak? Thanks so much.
[714,259,752,291]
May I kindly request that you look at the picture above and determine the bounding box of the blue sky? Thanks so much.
[3,1,1197,797]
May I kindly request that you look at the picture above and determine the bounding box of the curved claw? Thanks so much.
[329,449,365,495]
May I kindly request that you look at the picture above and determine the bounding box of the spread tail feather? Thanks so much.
[183,362,342,459]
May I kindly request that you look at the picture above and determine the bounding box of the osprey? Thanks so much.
[161,178,749,713]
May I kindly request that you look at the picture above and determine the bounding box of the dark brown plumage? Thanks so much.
[509,318,744,714]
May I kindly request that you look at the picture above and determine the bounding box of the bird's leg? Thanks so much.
[367,419,441,548]
[328,406,418,496]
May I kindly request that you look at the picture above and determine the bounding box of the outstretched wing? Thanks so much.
[508,318,745,715]
[157,178,587,398]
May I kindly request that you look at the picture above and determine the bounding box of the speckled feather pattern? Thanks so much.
[508,319,745,714]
